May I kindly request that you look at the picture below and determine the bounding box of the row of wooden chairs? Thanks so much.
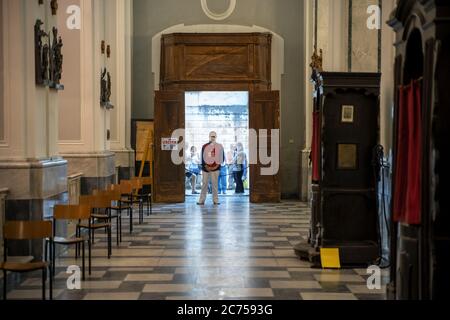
[0,177,153,300]
[51,178,153,282]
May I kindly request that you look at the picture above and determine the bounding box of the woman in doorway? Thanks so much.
[227,144,237,190]
[185,146,201,194]
[218,164,228,195]
[232,142,247,194]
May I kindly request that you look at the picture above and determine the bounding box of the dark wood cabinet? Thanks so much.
[295,72,381,267]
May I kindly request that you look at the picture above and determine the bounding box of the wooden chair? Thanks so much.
[108,184,132,237]
[126,179,144,224]
[78,195,112,259]
[132,177,153,217]
[1,221,53,300]
[93,189,123,245]
[118,180,140,233]
[51,205,91,280]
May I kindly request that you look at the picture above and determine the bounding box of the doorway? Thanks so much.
[184,91,250,197]
[154,33,280,204]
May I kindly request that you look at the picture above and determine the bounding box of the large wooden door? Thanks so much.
[154,91,185,203]
[249,91,281,203]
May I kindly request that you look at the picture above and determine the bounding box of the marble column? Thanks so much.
[349,0,380,72]
[317,0,349,72]
[107,0,135,181]
[300,0,314,202]
[0,0,68,257]
[327,0,349,71]
[57,0,120,194]
[300,0,349,202]
[57,0,135,193]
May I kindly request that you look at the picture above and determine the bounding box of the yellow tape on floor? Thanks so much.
[320,248,341,269]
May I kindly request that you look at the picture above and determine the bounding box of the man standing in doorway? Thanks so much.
[197,131,225,206]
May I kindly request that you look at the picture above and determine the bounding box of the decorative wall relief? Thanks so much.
[310,46,323,73]
[100,68,113,110]
[51,0,58,15]
[100,40,112,108]
[35,20,49,86]
[49,27,64,90]
[34,20,64,90]
[201,0,236,21]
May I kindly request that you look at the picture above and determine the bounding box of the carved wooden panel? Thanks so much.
[154,91,185,203]
[249,91,281,203]
[185,46,249,79]
[160,33,272,91]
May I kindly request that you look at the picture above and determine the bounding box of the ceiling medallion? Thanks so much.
[201,0,236,21]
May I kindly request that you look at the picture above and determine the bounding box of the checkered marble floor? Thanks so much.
[2,197,388,300]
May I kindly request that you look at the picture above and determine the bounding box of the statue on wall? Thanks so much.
[310,46,323,73]
[51,0,58,15]
[310,46,324,93]
[34,21,64,90]
[100,68,114,110]
[101,68,107,103]
[49,27,64,90]
[42,44,50,83]
[35,20,49,86]
[107,71,112,102]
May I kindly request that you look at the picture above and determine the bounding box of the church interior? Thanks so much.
[0,0,449,303]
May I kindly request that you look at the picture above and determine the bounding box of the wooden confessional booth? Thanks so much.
[388,0,450,300]
[153,33,281,204]
[294,67,382,267]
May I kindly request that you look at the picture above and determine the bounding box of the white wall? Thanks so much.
[109,0,133,153]
[317,0,349,72]
[351,0,380,72]
[57,0,133,156]
[0,0,3,143]
[0,0,59,161]
[58,0,82,142]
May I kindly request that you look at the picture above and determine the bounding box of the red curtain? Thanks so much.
[311,111,320,182]
[405,80,422,225]
[393,80,422,225]
[393,86,408,223]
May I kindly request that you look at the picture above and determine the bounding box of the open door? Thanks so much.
[249,91,281,203]
[154,91,185,203]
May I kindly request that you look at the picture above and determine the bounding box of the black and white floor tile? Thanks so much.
[1,197,388,300]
